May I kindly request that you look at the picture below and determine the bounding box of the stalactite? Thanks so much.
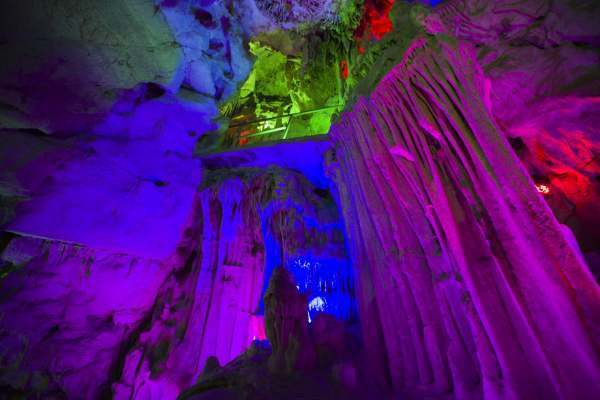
[191,177,266,377]
[111,181,266,399]
[327,37,600,399]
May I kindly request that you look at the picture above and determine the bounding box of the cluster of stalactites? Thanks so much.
[254,0,345,29]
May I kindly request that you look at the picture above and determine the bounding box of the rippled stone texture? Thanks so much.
[327,38,600,399]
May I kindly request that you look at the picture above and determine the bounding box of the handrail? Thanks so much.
[243,126,286,138]
[229,105,341,128]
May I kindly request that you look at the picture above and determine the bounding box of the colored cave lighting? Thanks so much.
[354,0,396,41]
[307,296,327,323]
[340,60,349,80]
[287,256,356,323]
[536,183,550,194]
[309,296,327,312]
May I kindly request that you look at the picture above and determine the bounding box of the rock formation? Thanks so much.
[264,266,315,373]
[0,167,351,398]
[327,36,600,399]
[426,0,600,277]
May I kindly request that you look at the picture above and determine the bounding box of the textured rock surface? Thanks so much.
[111,167,354,398]
[0,0,181,134]
[0,166,354,399]
[177,340,368,400]
[427,0,600,273]
[157,0,252,102]
[506,99,600,275]
[0,235,174,398]
[0,0,255,257]
[254,0,344,29]
[110,185,265,400]
[1,91,216,258]
[0,1,599,399]
[327,36,600,398]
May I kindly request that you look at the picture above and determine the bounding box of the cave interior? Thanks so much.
[0,1,599,399]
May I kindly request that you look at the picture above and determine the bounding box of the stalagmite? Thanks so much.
[327,37,600,399]
[264,266,316,373]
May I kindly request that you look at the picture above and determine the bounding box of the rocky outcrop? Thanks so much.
[2,2,598,400]
[327,37,600,399]
[0,172,264,399]
[110,179,266,399]
[506,99,600,277]
[0,165,354,399]
[1,91,216,258]
[0,0,258,135]
[176,338,365,400]
[253,0,343,29]
[111,167,354,398]
[0,0,260,258]
[0,0,182,134]
[203,166,356,324]
[264,267,315,373]
[0,234,174,398]
[156,0,252,102]
[426,0,600,274]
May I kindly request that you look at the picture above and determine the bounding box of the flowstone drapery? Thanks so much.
[327,38,600,399]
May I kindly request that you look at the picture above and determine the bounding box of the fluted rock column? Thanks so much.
[327,38,600,399]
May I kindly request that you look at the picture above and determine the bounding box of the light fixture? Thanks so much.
[535,183,550,195]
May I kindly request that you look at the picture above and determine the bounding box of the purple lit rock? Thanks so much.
[0,2,599,400]
[427,0,600,274]
[0,235,174,398]
[3,91,216,259]
[327,36,600,399]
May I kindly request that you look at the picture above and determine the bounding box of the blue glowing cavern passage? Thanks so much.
[1,1,600,399]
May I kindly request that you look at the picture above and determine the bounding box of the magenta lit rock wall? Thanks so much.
[427,0,600,274]
[0,235,174,398]
[327,38,600,398]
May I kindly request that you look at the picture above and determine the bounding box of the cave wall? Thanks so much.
[426,0,600,275]
[109,166,355,399]
[250,168,357,323]
[327,37,600,399]
[0,0,181,134]
[0,166,354,399]
[110,177,266,400]
[1,91,216,259]
[0,0,259,258]
[0,175,263,399]
[0,234,175,398]
[0,1,598,399]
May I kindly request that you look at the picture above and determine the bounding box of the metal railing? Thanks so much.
[221,105,341,149]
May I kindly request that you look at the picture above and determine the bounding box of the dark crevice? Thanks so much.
[97,308,154,399]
